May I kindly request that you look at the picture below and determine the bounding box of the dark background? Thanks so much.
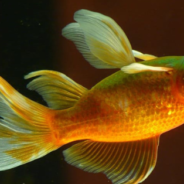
[1,0,184,184]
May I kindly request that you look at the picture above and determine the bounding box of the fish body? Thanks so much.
[0,9,184,184]
[54,56,184,144]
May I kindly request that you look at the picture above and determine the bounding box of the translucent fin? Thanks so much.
[62,9,135,69]
[63,137,159,184]
[132,50,157,60]
[25,70,88,110]
[62,23,113,68]
[121,63,173,74]
[0,77,60,170]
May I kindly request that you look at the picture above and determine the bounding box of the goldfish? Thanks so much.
[0,9,183,184]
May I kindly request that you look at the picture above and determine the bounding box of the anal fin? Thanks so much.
[63,137,159,184]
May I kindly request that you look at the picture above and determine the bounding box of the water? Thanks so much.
[1,0,184,184]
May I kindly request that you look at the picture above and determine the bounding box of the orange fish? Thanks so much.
[0,9,183,184]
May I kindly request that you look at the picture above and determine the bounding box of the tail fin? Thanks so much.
[0,76,60,171]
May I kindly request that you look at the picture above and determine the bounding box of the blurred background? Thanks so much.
[1,0,184,183]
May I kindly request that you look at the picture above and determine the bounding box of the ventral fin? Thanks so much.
[62,9,135,69]
[63,137,159,184]
[25,70,88,110]
[121,63,173,74]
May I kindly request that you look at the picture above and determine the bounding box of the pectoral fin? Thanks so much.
[121,63,173,74]
[63,137,159,184]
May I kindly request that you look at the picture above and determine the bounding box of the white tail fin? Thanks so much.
[0,76,60,170]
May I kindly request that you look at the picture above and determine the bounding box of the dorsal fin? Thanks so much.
[25,70,88,110]
[62,9,135,69]
[62,9,172,74]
